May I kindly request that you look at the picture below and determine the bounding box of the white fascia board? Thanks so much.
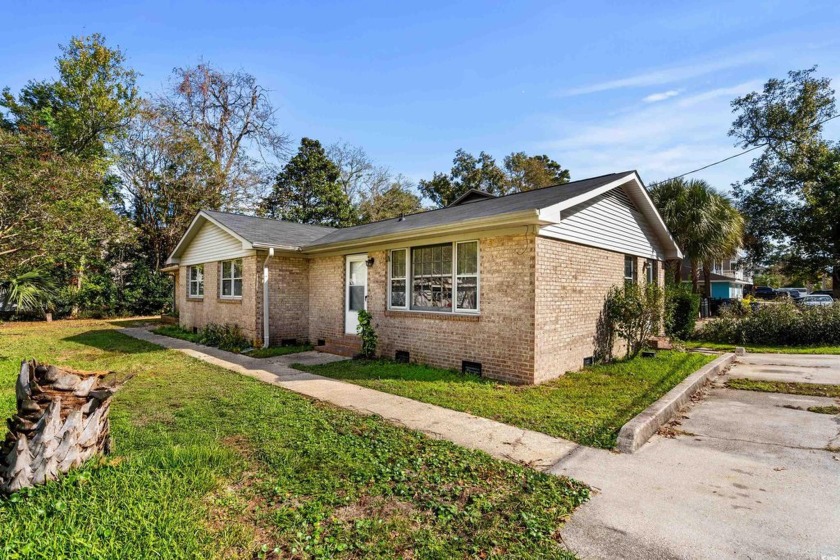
[165,210,255,265]
[538,171,683,260]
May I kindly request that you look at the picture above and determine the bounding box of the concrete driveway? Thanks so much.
[553,353,840,560]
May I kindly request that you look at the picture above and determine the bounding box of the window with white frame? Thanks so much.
[455,241,478,311]
[188,265,204,298]
[220,259,243,298]
[624,255,637,283]
[646,259,657,285]
[389,249,408,308]
[389,242,479,313]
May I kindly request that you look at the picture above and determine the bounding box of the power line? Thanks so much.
[648,113,840,186]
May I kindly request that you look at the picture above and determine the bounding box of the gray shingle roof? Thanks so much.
[308,172,634,247]
[203,210,336,248]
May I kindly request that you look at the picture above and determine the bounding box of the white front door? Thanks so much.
[345,254,368,334]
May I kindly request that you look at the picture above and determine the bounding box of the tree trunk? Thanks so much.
[702,263,713,299]
[690,261,700,294]
[0,360,131,494]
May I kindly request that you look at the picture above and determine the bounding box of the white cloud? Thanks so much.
[560,51,766,96]
[643,89,681,103]
[538,82,760,189]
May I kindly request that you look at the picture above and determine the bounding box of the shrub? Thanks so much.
[696,301,840,346]
[665,285,700,340]
[605,283,663,359]
[356,309,377,358]
[199,323,250,352]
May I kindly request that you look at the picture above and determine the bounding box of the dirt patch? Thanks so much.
[333,494,423,523]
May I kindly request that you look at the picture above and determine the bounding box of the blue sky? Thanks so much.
[4,1,840,192]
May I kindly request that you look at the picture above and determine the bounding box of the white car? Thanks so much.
[797,294,833,307]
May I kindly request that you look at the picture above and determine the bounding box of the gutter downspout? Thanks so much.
[262,248,274,348]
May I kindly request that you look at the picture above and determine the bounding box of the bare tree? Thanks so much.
[115,101,218,269]
[327,141,391,204]
[156,63,289,211]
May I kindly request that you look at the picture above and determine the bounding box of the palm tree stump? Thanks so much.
[0,359,131,494]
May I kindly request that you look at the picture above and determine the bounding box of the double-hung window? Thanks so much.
[389,249,408,308]
[389,241,479,313]
[624,255,637,284]
[646,259,657,285]
[188,265,204,298]
[220,259,243,298]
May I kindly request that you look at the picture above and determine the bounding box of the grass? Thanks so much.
[294,351,716,449]
[244,344,313,359]
[152,324,202,343]
[152,325,312,358]
[726,378,840,398]
[807,405,840,415]
[684,341,840,354]
[0,320,588,559]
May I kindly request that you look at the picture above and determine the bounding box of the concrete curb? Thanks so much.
[615,352,736,453]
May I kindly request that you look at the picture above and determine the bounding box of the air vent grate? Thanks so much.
[395,350,410,363]
[462,361,482,376]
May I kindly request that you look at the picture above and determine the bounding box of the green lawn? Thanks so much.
[685,341,840,354]
[0,320,588,559]
[726,378,840,398]
[152,325,312,358]
[294,351,716,449]
[244,344,313,358]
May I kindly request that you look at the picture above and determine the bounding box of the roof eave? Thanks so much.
[165,210,255,265]
[301,209,544,254]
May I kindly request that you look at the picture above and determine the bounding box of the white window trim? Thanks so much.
[624,255,637,283]
[455,240,480,313]
[387,249,408,310]
[388,241,480,315]
[219,259,243,299]
[188,265,204,298]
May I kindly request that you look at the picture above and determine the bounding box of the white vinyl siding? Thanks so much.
[540,187,664,259]
[180,221,255,266]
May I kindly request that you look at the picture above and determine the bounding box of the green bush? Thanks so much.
[696,302,840,346]
[356,309,378,358]
[665,286,700,340]
[604,282,663,359]
[199,323,250,352]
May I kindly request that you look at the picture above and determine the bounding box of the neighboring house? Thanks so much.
[164,171,681,384]
[681,255,753,299]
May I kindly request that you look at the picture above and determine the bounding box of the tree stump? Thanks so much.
[0,359,132,494]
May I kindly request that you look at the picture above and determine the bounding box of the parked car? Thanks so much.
[796,294,834,307]
[811,290,836,299]
[777,287,807,299]
[754,286,776,300]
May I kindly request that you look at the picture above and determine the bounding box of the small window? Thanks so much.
[624,255,637,283]
[455,241,478,311]
[220,259,243,298]
[389,249,408,308]
[646,259,657,285]
[188,265,204,298]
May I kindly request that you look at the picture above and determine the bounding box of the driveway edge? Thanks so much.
[615,352,736,453]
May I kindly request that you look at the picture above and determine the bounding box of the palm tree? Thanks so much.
[650,178,744,294]
[0,271,57,317]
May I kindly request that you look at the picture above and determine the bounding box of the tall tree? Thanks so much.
[357,175,423,223]
[650,178,744,293]
[327,141,390,204]
[260,138,355,227]
[0,127,125,282]
[730,67,840,297]
[419,149,507,206]
[115,102,218,270]
[1,33,139,166]
[156,63,289,211]
[504,152,570,191]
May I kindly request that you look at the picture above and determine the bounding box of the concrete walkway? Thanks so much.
[121,328,580,469]
[122,329,840,559]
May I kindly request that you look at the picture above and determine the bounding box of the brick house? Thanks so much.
[164,171,681,384]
